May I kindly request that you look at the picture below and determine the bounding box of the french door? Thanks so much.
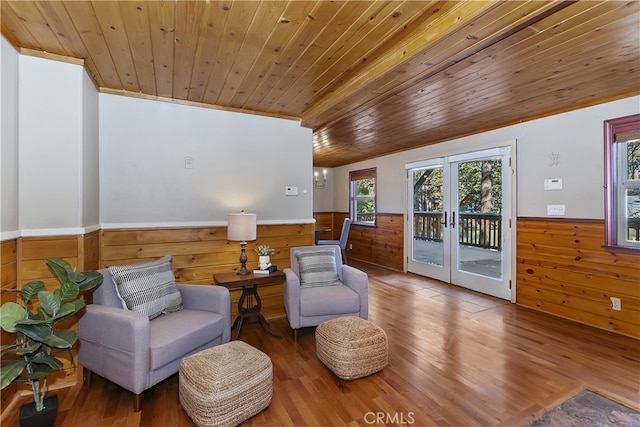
[406,147,512,300]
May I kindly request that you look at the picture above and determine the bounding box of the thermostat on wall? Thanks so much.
[543,178,563,190]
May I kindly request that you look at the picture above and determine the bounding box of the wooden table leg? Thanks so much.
[232,284,282,339]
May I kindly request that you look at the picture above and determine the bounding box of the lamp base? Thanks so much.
[237,242,250,275]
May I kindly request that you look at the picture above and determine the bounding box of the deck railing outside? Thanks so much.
[414,213,640,249]
[413,211,502,250]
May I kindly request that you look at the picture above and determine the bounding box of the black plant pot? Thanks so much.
[19,395,58,427]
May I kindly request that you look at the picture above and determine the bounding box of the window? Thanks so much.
[350,168,376,225]
[604,114,640,251]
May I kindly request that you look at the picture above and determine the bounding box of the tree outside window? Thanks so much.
[604,114,640,251]
[350,168,376,225]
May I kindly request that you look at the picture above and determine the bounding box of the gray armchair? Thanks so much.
[283,245,368,341]
[78,267,230,412]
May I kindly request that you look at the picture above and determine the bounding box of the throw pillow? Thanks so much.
[108,255,183,320]
[296,250,342,288]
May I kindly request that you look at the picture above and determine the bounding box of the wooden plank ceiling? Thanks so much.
[2,1,639,167]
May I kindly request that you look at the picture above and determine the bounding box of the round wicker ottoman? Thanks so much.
[179,340,272,427]
[316,316,388,380]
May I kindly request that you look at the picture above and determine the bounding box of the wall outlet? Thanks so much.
[610,297,621,311]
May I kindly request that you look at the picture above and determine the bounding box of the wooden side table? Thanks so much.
[213,270,285,340]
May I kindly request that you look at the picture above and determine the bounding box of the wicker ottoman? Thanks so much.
[179,340,272,427]
[316,316,388,380]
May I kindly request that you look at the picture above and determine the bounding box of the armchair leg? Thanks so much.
[83,367,92,387]
[133,393,142,412]
[293,328,298,343]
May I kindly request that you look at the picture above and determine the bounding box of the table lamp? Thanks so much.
[227,211,257,275]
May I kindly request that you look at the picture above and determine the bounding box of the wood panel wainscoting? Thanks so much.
[0,232,101,414]
[100,223,314,322]
[517,218,640,339]
[313,212,404,271]
[1,239,18,413]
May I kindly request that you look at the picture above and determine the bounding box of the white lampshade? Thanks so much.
[227,212,257,242]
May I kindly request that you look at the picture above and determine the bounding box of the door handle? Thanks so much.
[443,211,447,228]
[450,211,456,228]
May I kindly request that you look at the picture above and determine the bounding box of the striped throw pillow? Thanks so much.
[296,250,342,288]
[108,255,183,320]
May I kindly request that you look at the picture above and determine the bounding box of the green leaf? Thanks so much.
[46,329,77,348]
[52,301,84,323]
[16,317,48,326]
[0,302,27,332]
[0,360,27,389]
[77,271,104,292]
[1,343,18,352]
[59,274,79,301]
[25,364,54,380]
[21,327,78,349]
[21,281,45,300]
[37,291,61,317]
[12,342,42,356]
[46,257,73,282]
[31,353,64,371]
[36,306,52,322]
[15,323,51,344]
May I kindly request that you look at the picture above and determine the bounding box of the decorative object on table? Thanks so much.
[253,265,278,275]
[227,211,257,275]
[255,245,274,270]
[0,258,104,427]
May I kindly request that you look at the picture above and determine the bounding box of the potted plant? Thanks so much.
[0,257,103,427]
[255,245,274,270]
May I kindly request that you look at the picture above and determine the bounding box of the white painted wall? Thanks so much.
[18,55,87,232]
[0,37,19,237]
[82,71,100,229]
[333,96,640,219]
[99,94,313,226]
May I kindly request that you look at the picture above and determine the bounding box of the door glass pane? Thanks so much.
[617,139,640,247]
[412,166,444,266]
[456,159,503,279]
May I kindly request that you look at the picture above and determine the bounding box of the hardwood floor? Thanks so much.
[2,261,639,426]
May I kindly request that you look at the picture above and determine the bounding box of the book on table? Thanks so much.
[253,265,278,275]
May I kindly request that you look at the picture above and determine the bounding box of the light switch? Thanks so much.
[185,156,194,169]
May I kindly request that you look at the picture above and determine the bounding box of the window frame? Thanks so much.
[349,167,377,226]
[604,113,640,253]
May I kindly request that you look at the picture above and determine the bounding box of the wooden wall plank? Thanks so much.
[314,212,404,271]
[516,218,640,339]
[14,236,84,397]
[0,239,18,412]
[101,223,315,320]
